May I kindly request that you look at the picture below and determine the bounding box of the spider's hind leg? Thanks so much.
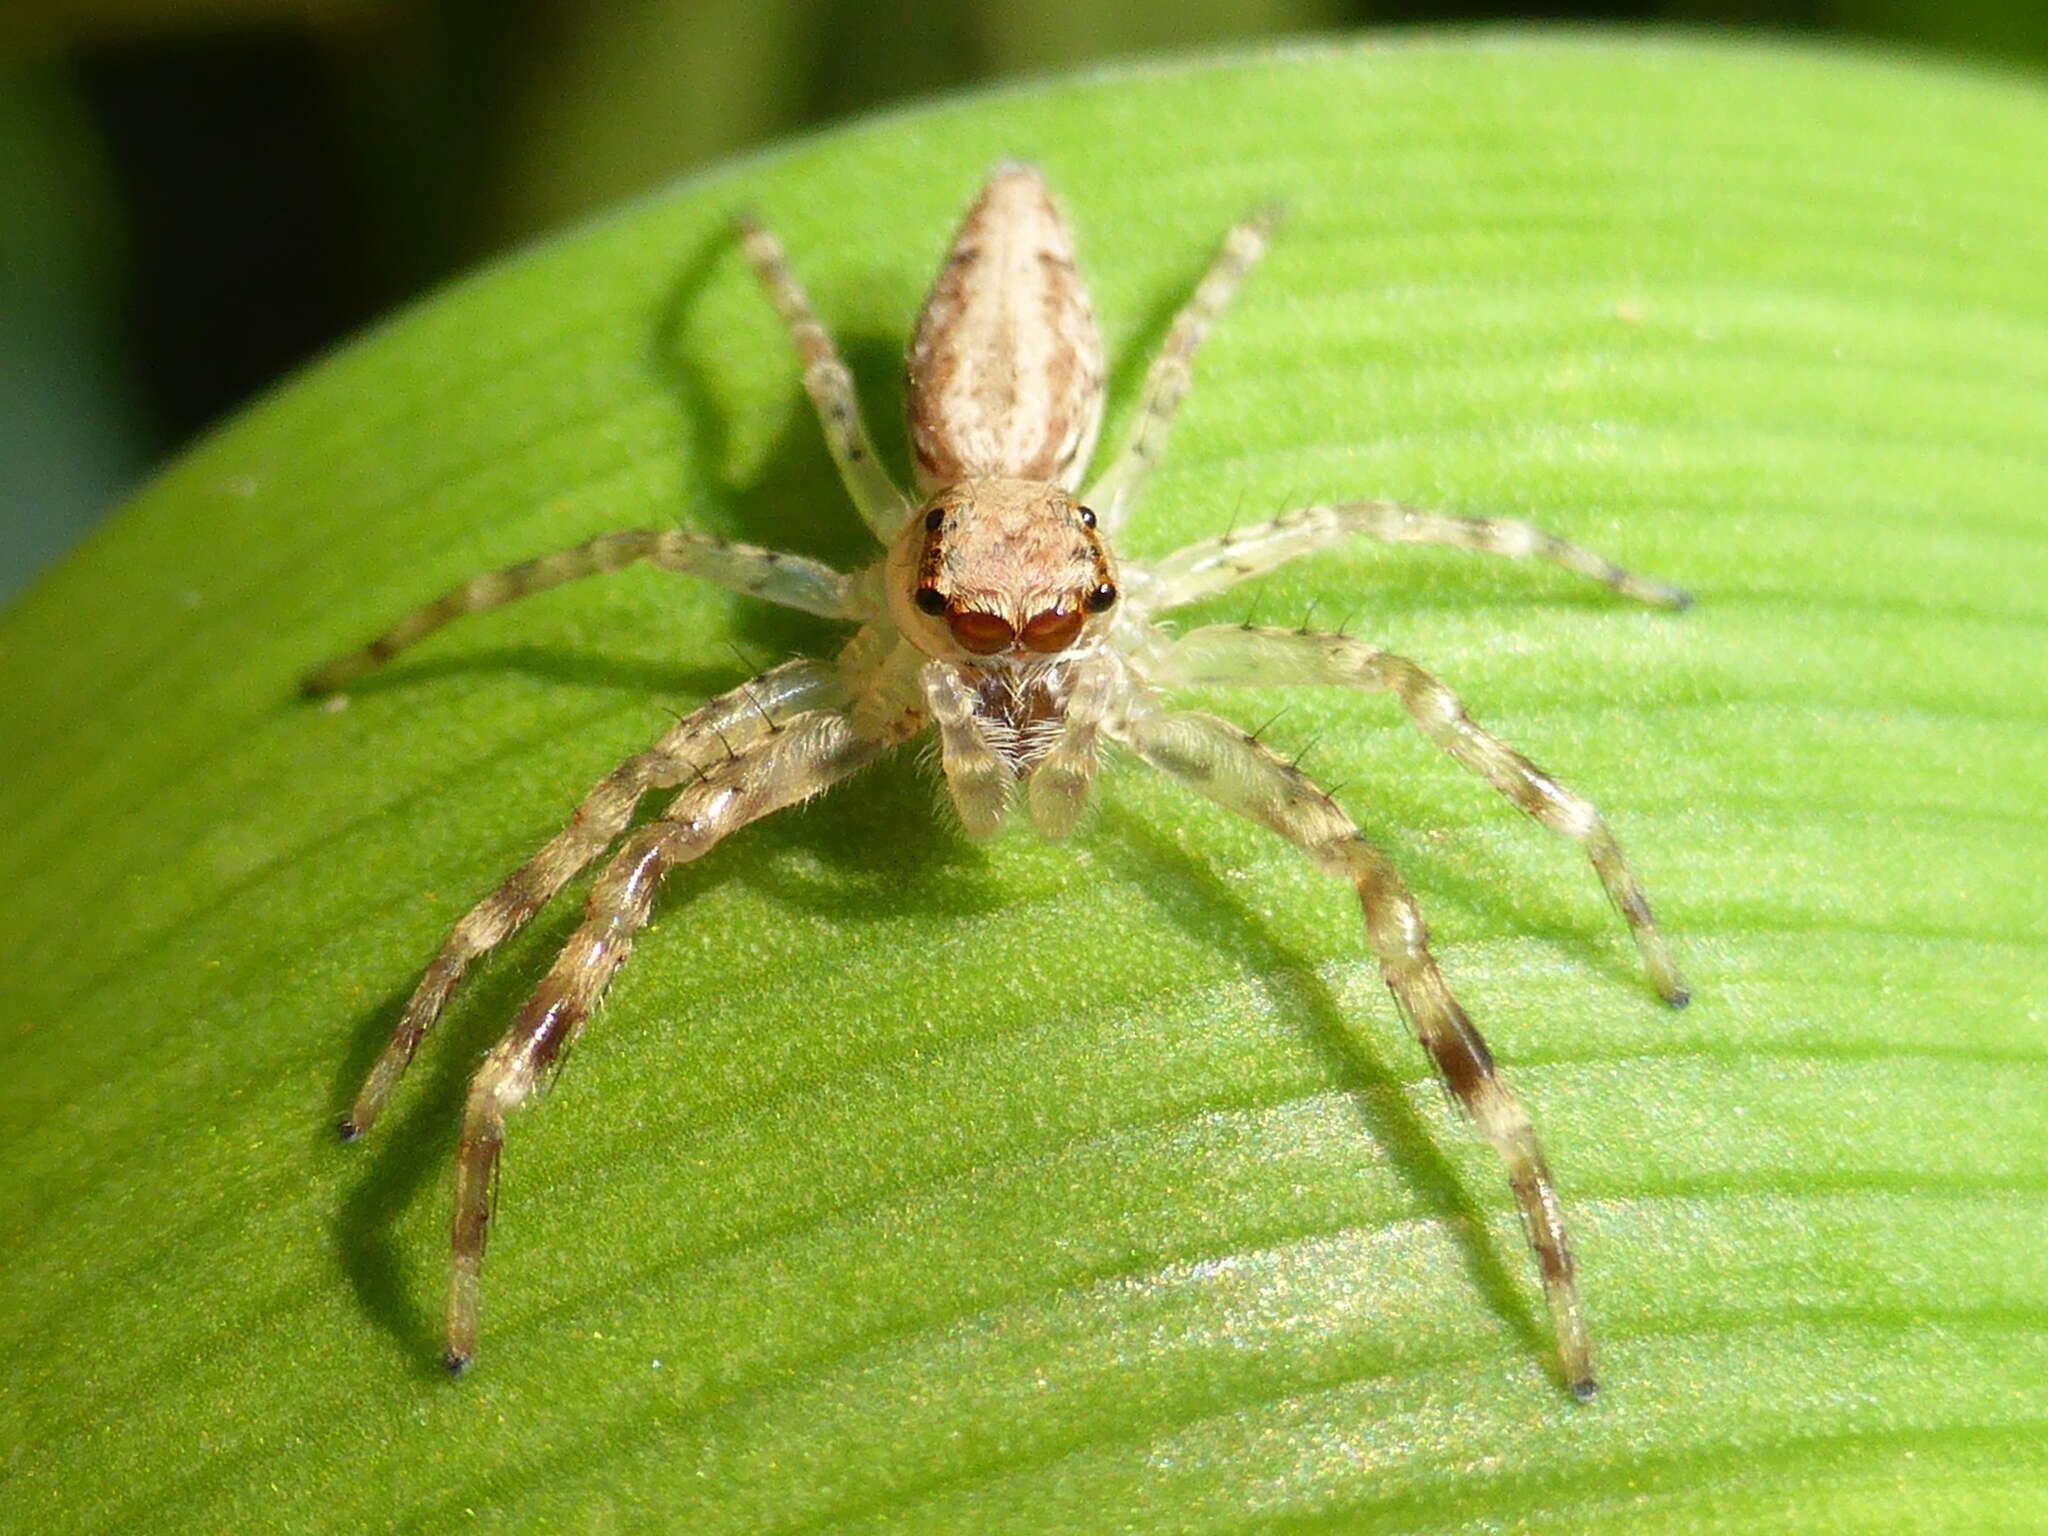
[734,213,909,543]
[1085,206,1276,531]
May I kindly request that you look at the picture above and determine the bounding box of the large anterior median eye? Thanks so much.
[947,610,1015,653]
[1020,606,1085,653]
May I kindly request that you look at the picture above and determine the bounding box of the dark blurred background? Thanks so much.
[3,0,2042,600]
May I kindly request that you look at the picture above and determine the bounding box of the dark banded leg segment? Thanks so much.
[444,705,902,1373]
[302,529,854,694]
[1150,625,1687,1007]
[735,214,909,543]
[1113,705,1597,1397]
[339,659,847,1140]
[1140,500,1691,614]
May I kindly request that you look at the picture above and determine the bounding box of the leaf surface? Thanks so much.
[3,34,2046,1535]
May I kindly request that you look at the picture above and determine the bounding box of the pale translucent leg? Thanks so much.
[1152,624,1687,1006]
[303,528,856,694]
[735,214,909,543]
[1139,500,1691,614]
[338,658,846,1139]
[445,704,905,1373]
[1112,702,1597,1397]
[1084,207,1277,530]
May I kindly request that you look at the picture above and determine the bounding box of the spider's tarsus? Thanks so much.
[1570,1375,1600,1402]
[443,1348,472,1378]
[1665,987,1692,1010]
[336,1117,363,1143]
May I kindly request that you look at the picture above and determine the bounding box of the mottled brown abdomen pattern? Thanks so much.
[905,165,1105,494]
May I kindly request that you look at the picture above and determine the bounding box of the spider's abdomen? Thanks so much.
[905,165,1105,495]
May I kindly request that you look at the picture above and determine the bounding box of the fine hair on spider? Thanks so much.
[308,162,1692,1395]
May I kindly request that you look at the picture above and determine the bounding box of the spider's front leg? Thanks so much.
[1111,700,1597,1397]
[1147,624,1686,1005]
[340,657,847,1140]
[444,698,912,1373]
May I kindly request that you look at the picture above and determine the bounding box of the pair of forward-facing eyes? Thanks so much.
[911,503,1119,656]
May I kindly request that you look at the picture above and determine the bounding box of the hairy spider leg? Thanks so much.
[1110,702,1597,1398]
[1150,625,1687,1005]
[302,529,857,695]
[445,702,911,1372]
[1084,207,1277,532]
[1138,500,1691,614]
[339,658,849,1139]
[735,214,910,543]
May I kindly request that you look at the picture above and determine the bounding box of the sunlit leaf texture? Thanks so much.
[3,33,2046,1535]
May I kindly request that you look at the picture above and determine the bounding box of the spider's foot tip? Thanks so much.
[1665,987,1692,1011]
[336,1118,363,1143]
[1669,588,1695,613]
[1570,1375,1599,1402]
[443,1349,472,1379]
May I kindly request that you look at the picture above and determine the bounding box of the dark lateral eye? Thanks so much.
[924,507,946,532]
[1083,583,1119,613]
[1077,505,1097,529]
[913,586,947,615]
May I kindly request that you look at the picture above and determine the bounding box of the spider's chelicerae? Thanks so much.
[312,164,1690,1394]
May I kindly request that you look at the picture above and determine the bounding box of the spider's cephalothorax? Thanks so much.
[885,478,1122,810]
[310,164,1692,1394]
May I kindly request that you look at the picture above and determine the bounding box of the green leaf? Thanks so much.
[4,33,2045,1534]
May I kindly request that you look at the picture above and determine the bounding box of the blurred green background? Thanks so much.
[1,0,2042,602]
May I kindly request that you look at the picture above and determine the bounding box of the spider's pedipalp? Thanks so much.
[339,657,848,1140]
[921,660,1016,837]
[1149,623,1686,1005]
[1022,652,1123,837]
[1110,701,1597,1396]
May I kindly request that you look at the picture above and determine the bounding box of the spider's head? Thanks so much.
[887,479,1120,663]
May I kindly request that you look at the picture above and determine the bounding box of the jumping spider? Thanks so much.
[311,164,1690,1393]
